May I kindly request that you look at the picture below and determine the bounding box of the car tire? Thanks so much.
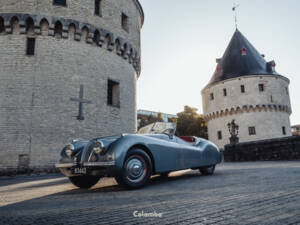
[69,176,100,189]
[199,165,215,175]
[115,148,152,189]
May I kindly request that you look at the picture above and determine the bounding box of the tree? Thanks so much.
[176,106,208,139]
[157,112,164,122]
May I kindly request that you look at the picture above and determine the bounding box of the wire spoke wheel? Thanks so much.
[125,155,147,183]
[115,148,152,188]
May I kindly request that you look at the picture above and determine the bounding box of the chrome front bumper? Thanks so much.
[55,161,115,168]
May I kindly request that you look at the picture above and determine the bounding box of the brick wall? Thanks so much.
[0,0,143,174]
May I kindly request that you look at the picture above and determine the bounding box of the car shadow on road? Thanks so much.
[60,169,225,194]
[0,174,64,187]
[0,178,70,193]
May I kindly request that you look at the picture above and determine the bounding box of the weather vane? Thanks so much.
[232,3,240,29]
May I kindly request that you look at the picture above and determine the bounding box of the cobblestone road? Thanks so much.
[1,161,300,225]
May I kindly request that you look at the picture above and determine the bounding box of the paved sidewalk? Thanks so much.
[1,161,300,225]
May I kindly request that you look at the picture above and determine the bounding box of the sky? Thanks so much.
[137,0,300,125]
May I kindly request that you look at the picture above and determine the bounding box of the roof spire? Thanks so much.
[232,3,240,29]
[208,30,279,85]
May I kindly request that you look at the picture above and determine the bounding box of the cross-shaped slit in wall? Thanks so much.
[70,84,92,121]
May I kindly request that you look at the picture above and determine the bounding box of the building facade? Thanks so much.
[137,109,177,123]
[0,0,143,173]
[202,29,292,148]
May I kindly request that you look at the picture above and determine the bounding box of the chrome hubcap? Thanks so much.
[126,157,146,183]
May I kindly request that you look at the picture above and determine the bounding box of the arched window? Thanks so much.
[129,48,134,62]
[26,17,35,35]
[54,21,63,38]
[93,30,100,45]
[105,34,111,50]
[11,16,19,34]
[68,23,76,40]
[40,18,49,36]
[123,43,128,57]
[81,26,89,42]
[115,39,120,54]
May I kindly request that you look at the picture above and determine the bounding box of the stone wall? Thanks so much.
[224,136,300,162]
[202,75,292,148]
[0,0,143,174]
[207,110,291,148]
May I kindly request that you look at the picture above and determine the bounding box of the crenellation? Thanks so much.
[0,13,140,73]
[205,103,291,122]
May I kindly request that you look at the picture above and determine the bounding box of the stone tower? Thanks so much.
[202,29,292,148]
[0,0,144,173]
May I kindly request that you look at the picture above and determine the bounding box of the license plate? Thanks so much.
[73,167,87,174]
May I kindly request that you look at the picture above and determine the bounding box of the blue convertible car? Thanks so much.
[56,122,222,189]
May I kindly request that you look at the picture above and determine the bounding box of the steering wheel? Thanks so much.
[162,128,175,138]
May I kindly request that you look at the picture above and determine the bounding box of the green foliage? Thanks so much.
[176,106,208,139]
[168,117,178,123]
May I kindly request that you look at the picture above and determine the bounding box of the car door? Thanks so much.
[174,137,203,168]
[146,134,183,172]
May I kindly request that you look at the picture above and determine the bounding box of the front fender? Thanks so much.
[106,134,153,174]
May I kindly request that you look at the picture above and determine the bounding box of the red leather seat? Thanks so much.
[179,136,196,143]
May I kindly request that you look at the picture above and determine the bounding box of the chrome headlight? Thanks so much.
[65,144,75,157]
[93,141,104,154]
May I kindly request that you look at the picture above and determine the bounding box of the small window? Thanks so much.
[121,13,129,32]
[241,47,247,56]
[223,88,227,96]
[248,126,256,135]
[286,87,289,95]
[282,126,286,135]
[94,0,102,16]
[241,85,245,93]
[107,80,120,107]
[270,95,273,103]
[258,84,264,92]
[217,131,222,140]
[26,38,35,56]
[210,93,214,100]
[53,0,66,6]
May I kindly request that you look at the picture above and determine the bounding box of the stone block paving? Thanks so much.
[1,161,300,224]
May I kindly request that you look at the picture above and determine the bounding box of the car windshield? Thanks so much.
[137,122,176,135]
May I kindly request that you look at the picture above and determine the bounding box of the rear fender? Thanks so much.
[201,143,222,166]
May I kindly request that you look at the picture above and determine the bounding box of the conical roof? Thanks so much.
[209,29,279,85]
